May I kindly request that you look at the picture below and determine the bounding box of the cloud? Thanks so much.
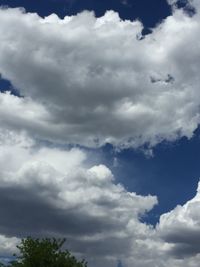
[121,0,131,7]
[0,130,158,266]
[1,2,200,267]
[158,181,200,259]
[0,235,19,257]
[0,6,200,148]
[1,130,200,266]
[167,0,196,15]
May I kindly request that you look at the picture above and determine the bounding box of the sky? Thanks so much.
[0,0,200,266]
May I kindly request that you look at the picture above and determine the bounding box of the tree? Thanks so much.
[1,237,87,267]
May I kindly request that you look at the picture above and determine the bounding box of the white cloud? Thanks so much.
[0,5,200,148]
[0,235,19,257]
[0,134,163,266]
[1,2,200,267]
[1,132,200,266]
[158,181,200,259]
[0,130,158,267]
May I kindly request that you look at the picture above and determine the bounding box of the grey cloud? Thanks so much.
[161,228,200,258]
[158,182,200,259]
[169,243,200,258]
[0,186,123,238]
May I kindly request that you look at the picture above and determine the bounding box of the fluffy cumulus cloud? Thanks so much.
[0,130,200,267]
[0,130,159,267]
[158,181,200,259]
[1,129,200,266]
[0,1,200,148]
[1,1,200,267]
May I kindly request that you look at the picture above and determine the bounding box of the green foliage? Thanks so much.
[6,237,87,267]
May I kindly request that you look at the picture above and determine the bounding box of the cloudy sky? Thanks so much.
[0,0,200,266]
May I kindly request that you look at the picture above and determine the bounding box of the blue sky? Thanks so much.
[0,0,200,267]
